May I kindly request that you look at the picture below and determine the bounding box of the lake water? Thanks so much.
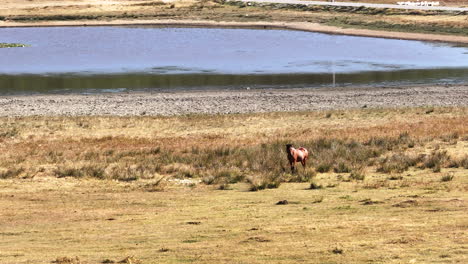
[1,26,467,94]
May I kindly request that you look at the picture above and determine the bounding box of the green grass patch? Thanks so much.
[324,17,468,36]
[0,43,30,48]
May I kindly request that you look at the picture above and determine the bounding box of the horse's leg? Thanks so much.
[290,161,295,173]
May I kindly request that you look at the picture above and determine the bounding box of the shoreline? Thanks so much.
[2,19,468,44]
[1,84,467,116]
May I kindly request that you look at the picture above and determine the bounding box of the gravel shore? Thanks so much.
[1,85,467,116]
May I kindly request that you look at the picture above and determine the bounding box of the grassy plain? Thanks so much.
[1,107,467,263]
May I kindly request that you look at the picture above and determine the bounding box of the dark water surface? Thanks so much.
[1,26,467,94]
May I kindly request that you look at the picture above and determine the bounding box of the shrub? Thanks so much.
[247,173,281,191]
[312,196,324,203]
[287,167,316,182]
[309,181,323,190]
[202,175,216,185]
[81,165,105,179]
[0,167,24,179]
[331,247,344,254]
[53,256,81,264]
[217,183,232,190]
[316,163,332,173]
[201,168,245,185]
[333,161,350,173]
[440,173,454,182]
[447,156,468,169]
[145,176,167,192]
[54,167,83,178]
[0,128,18,138]
[421,151,449,172]
[349,170,365,181]
[377,153,421,173]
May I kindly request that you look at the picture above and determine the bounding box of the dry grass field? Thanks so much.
[1,0,467,36]
[1,107,467,263]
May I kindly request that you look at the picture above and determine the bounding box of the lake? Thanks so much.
[1,26,467,94]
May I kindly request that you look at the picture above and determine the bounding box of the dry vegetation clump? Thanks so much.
[440,173,455,182]
[447,155,468,168]
[246,173,282,191]
[53,256,81,264]
[118,256,142,264]
[0,167,24,179]
[377,152,422,173]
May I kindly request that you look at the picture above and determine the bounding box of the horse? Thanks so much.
[286,144,309,173]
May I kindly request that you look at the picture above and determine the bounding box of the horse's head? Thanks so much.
[286,144,293,153]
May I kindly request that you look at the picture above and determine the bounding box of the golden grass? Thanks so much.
[0,107,467,263]
[1,169,467,263]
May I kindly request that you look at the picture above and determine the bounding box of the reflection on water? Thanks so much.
[0,26,467,94]
[1,68,467,95]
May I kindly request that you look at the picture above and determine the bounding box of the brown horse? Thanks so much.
[286,144,309,173]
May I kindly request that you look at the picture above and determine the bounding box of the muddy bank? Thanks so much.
[1,85,467,116]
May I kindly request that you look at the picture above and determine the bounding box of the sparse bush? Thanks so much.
[162,163,197,178]
[331,247,344,254]
[425,108,434,114]
[447,155,468,169]
[0,128,18,138]
[312,196,324,203]
[349,170,365,181]
[105,164,155,181]
[286,167,316,182]
[365,133,415,152]
[118,256,141,264]
[421,151,449,172]
[363,180,389,189]
[201,174,216,185]
[54,167,83,178]
[377,153,421,173]
[201,168,245,185]
[53,256,81,264]
[217,183,232,190]
[247,173,281,191]
[461,156,468,169]
[81,165,105,179]
[0,167,24,179]
[440,173,454,182]
[333,161,350,173]
[388,175,403,180]
[309,181,323,190]
[316,163,332,173]
[145,176,167,192]
[441,132,459,143]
